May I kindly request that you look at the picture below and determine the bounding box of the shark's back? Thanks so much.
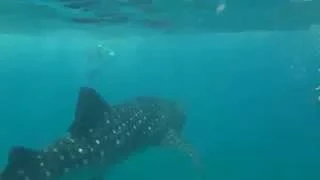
[0,87,200,180]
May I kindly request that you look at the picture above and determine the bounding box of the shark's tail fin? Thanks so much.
[1,146,42,180]
[162,130,206,180]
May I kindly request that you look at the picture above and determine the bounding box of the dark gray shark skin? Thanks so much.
[0,87,200,180]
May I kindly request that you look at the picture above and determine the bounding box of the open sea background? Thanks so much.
[1,1,320,180]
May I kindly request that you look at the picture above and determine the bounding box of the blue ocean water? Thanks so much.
[0,30,320,180]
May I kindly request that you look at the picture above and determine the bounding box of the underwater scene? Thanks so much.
[0,0,320,180]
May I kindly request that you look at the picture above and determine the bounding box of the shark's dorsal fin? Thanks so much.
[68,87,111,139]
[162,130,205,180]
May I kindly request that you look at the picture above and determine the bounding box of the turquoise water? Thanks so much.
[1,3,320,179]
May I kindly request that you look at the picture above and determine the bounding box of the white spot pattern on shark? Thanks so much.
[0,86,202,180]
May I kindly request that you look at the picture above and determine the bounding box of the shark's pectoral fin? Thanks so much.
[68,87,112,139]
[161,130,199,164]
[162,129,205,180]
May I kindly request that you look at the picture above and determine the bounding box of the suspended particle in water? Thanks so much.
[290,64,295,69]
[108,50,115,56]
[216,0,226,15]
[97,43,116,57]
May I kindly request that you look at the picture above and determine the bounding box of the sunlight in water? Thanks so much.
[309,25,320,102]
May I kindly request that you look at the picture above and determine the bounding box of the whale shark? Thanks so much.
[0,86,201,180]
